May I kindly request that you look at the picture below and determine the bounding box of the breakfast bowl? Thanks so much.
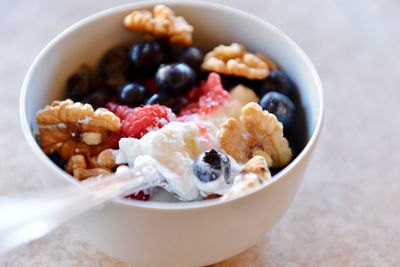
[20,1,323,266]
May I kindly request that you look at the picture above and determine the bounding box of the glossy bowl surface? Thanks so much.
[20,1,323,266]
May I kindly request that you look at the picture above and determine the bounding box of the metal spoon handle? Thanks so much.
[0,167,161,254]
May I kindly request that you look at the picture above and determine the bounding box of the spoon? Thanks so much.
[0,165,163,254]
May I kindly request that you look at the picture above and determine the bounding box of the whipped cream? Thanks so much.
[117,121,219,200]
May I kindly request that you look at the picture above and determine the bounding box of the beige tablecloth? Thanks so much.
[1,0,399,266]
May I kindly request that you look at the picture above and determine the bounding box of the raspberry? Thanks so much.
[186,86,202,102]
[105,102,175,147]
[179,72,229,116]
[122,104,176,139]
[179,102,200,117]
[106,100,133,120]
[198,72,229,113]
[125,189,151,201]
[107,131,125,148]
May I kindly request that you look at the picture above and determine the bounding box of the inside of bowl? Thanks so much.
[22,2,322,202]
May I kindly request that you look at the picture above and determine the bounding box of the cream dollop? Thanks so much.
[116,121,218,200]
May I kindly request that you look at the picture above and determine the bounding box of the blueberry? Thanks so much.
[177,47,203,70]
[130,40,166,76]
[173,96,190,114]
[269,168,281,177]
[48,152,67,169]
[258,70,295,98]
[200,73,261,91]
[65,70,93,101]
[259,91,295,131]
[97,45,133,89]
[156,63,196,95]
[82,90,111,110]
[145,93,175,108]
[193,149,231,183]
[117,82,149,107]
[219,74,261,91]
[219,74,242,90]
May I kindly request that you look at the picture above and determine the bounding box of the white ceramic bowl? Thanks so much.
[20,1,323,266]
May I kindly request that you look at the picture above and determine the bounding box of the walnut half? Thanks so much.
[123,5,193,46]
[218,102,292,168]
[35,99,121,180]
[201,43,277,79]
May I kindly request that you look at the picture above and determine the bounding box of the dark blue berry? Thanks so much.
[269,168,282,177]
[219,74,261,91]
[156,63,195,95]
[48,152,67,169]
[258,70,295,98]
[117,82,149,107]
[65,70,93,101]
[82,90,111,110]
[177,47,203,70]
[145,93,175,108]
[97,45,132,89]
[193,149,231,183]
[173,96,190,114]
[130,40,166,76]
[259,91,295,131]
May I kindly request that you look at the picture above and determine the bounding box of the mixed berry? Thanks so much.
[193,149,231,184]
[36,4,304,201]
[259,91,296,132]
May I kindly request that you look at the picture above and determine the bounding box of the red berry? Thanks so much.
[106,100,133,120]
[186,85,202,102]
[179,102,200,116]
[197,123,209,136]
[105,102,175,147]
[179,72,229,116]
[125,189,151,201]
[107,131,124,148]
[122,104,176,139]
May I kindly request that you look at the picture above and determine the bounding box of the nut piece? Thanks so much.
[37,126,71,155]
[89,149,118,170]
[36,99,120,159]
[36,99,121,180]
[242,156,272,182]
[81,132,102,145]
[37,127,107,159]
[221,173,262,200]
[241,102,292,168]
[65,154,87,174]
[229,85,259,107]
[256,53,278,71]
[227,85,260,122]
[202,193,221,200]
[252,148,273,168]
[36,100,120,132]
[66,152,114,180]
[218,118,251,163]
[73,167,111,180]
[201,43,276,79]
[218,102,292,168]
[221,156,272,200]
[123,5,193,46]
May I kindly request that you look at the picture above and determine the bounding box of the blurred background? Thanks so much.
[1,0,399,266]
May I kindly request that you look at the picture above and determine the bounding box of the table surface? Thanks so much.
[1,0,399,266]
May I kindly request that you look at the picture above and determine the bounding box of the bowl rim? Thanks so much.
[19,0,324,211]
